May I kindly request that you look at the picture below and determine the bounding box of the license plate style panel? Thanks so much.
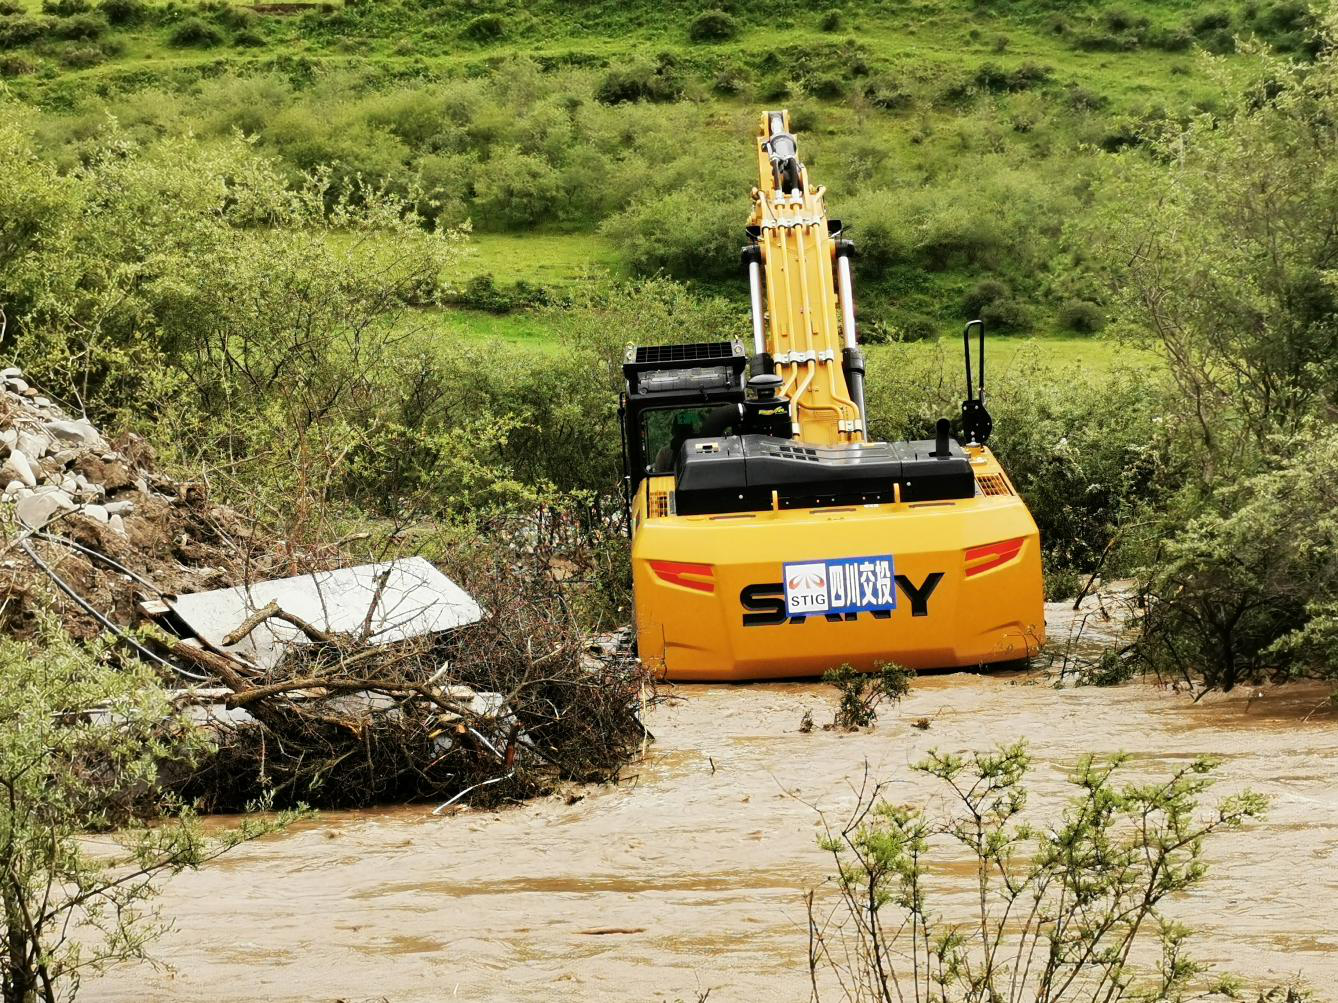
[783,555,897,617]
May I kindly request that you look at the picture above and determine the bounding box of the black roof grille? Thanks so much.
[636,342,736,365]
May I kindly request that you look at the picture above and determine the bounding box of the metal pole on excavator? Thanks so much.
[834,241,867,430]
[744,245,766,360]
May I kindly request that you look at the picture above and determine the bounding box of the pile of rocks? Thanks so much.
[1,366,145,536]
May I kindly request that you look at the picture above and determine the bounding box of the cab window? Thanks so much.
[642,407,713,474]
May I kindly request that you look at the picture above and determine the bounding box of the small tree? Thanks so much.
[0,623,295,1003]
[1084,19,1338,473]
[810,743,1270,1002]
[823,664,912,731]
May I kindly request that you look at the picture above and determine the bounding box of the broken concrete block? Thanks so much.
[16,429,52,460]
[15,489,75,529]
[2,450,37,488]
[44,419,107,450]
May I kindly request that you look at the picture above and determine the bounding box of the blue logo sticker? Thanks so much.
[783,555,897,617]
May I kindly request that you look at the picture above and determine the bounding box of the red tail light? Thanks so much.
[649,560,715,593]
[965,538,1024,577]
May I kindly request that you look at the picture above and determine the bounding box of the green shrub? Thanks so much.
[462,12,504,41]
[0,0,22,13]
[1137,439,1338,690]
[962,277,1010,317]
[818,8,843,32]
[600,186,739,280]
[60,43,102,65]
[1192,9,1232,34]
[1151,26,1195,51]
[472,147,561,229]
[809,73,845,99]
[890,311,937,342]
[823,663,911,730]
[168,15,222,46]
[0,51,36,73]
[861,74,911,109]
[980,296,1032,331]
[1057,298,1105,333]
[0,14,52,48]
[233,26,263,45]
[51,10,102,36]
[98,0,144,23]
[973,60,1052,92]
[596,56,683,103]
[687,8,737,43]
[41,0,89,14]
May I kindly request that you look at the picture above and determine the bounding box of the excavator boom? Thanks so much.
[619,111,1045,681]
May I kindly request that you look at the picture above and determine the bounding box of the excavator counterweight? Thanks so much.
[619,111,1045,680]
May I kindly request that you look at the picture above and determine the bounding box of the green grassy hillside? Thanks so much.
[1,0,1322,344]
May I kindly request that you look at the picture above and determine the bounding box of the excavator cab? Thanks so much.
[620,111,1045,681]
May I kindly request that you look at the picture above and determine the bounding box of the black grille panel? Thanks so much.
[635,342,736,365]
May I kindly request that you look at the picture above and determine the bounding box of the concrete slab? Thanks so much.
[167,557,483,670]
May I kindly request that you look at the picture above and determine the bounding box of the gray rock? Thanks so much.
[44,419,107,451]
[16,429,52,460]
[59,476,78,494]
[15,489,74,529]
[104,500,135,517]
[100,452,120,462]
[51,449,80,467]
[3,480,23,498]
[32,396,50,408]
[109,513,127,536]
[2,450,37,489]
[0,367,20,379]
[0,429,16,450]
[6,378,28,393]
[82,503,109,523]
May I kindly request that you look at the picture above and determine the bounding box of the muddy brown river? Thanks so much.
[92,653,1337,1000]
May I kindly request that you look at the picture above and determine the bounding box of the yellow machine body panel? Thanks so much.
[630,450,1044,681]
[623,110,1045,681]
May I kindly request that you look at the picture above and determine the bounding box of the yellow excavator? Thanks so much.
[619,110,1044,681]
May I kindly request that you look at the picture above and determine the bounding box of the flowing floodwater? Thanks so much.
[92,632,1338,1000]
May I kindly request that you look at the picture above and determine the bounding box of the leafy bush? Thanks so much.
[60,43,102,65]
[687,8,737,43]
[1192,9,1233,34]
[98,0,144,24]
[1085,30,1338,463]
[809,73,845,99]
[962,277,1011,317]
[168,14,222,46]
[0,14,51,48]
[822,663,912,730]
[472,146,561,229]
[233,26,264,46]
[462,12,504,41]
[0,624,295,1003]
[861,74,911,109]
[51,10,103,37]
[1057,297,1105,333]
[596,56,683,103]
[0,50,35,73]
[818,8,843,32]
[600,186,739,280]
[811,743,1267,1002]
[1137,438,1338,691]
[0,0,21,13]
[974,60,1053,91]
[41,0,89,14]
[447,273,550,313]
[980,295,1032,330]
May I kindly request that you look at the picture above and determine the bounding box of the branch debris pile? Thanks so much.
[1,368,649,811]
